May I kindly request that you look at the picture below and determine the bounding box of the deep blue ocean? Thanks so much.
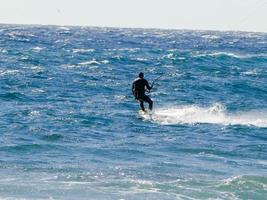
[0,24,266,200]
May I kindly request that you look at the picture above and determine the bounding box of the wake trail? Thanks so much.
[141,103,267,128]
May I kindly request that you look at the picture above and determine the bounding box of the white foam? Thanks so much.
[194,52,267,59]
[0,48,7,53]
[142,103,267,127]
[31,47,44,52]
[101,60,109,64]
[241,69,261,76]
[136,57,148,61]
[201,35,221,40]
[107,48,140,52]
[0,69,20,76]
[78,59,109,65]
[58,26,70,31]
[161,53,186,61]
[31,88,46,93]
[220,175,267,190]
[72,48,95,53]
[161,53,174,59]
[29,110,41,117]
[79,60,101,65]
[114,95,127,101]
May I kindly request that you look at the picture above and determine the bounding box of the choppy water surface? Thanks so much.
[0,24,266,199]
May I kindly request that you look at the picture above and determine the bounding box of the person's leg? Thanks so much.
[139,100,145,111]
[142,95,153,111]
[149,99,153,110]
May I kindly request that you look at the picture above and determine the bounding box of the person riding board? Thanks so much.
[132,72,153,112]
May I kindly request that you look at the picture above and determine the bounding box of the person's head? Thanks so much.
[139,72,144,79]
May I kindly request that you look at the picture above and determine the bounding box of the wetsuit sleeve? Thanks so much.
[132,81,135,96]
[145,80,152,90]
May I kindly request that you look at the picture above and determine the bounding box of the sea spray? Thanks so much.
[144,103,267,127]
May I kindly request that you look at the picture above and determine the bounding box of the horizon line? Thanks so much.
[0,22,266,34]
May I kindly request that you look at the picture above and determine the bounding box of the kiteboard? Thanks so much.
[138,110,153,120]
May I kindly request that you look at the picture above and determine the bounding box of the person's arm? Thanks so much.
[132,82,135,96]
[145,80,152,91]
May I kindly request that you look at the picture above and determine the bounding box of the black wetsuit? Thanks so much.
[132,78,153,111]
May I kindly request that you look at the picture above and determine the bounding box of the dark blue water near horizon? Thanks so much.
[0,24,267,200]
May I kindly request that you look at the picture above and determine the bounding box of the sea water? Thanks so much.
[0,24,266,199]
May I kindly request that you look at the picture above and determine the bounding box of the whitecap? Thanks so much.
[61,64,78,69]
[241,69,261,76]
[58,26,70,31]
[201,35,220,40]
[129,179,154,186]
[221,175,243,186]
[6,31,32,41]
[194,52,242,58]
[161,53,174,59]
[257,41,267,44]
[26,66,44,71]
[108,48,140,52]
[31,47,44,52]
[55,39,69,43]
[72,49,95,53]
[0,69,20,76]
[79,60,101,65]
[167,49,178,52]
[194,52,267,59]
[29,110,41,117]
[6,31,19,38]
[161,53,186,61]
[114,95,126,101]
[136,58,148,61]
[0,48,7,53]
[101,60,109,64]
[219,175,267,190]
[32,89,46,93]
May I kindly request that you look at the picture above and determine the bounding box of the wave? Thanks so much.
[107,48,140,52]
[41,133,63,141]
[31,46,44,52]
[1,144,43,152]
[217,175,267,198]
[0,69,20,76]
[0,48,7,53]
[0,92,25,100]
[141,103,267,127]
[201,34,221,40]
[194,52,267,59]
[241,69,263,76]
[72,48,95,53]
[79,60,101,65]
[79,59,109,66]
